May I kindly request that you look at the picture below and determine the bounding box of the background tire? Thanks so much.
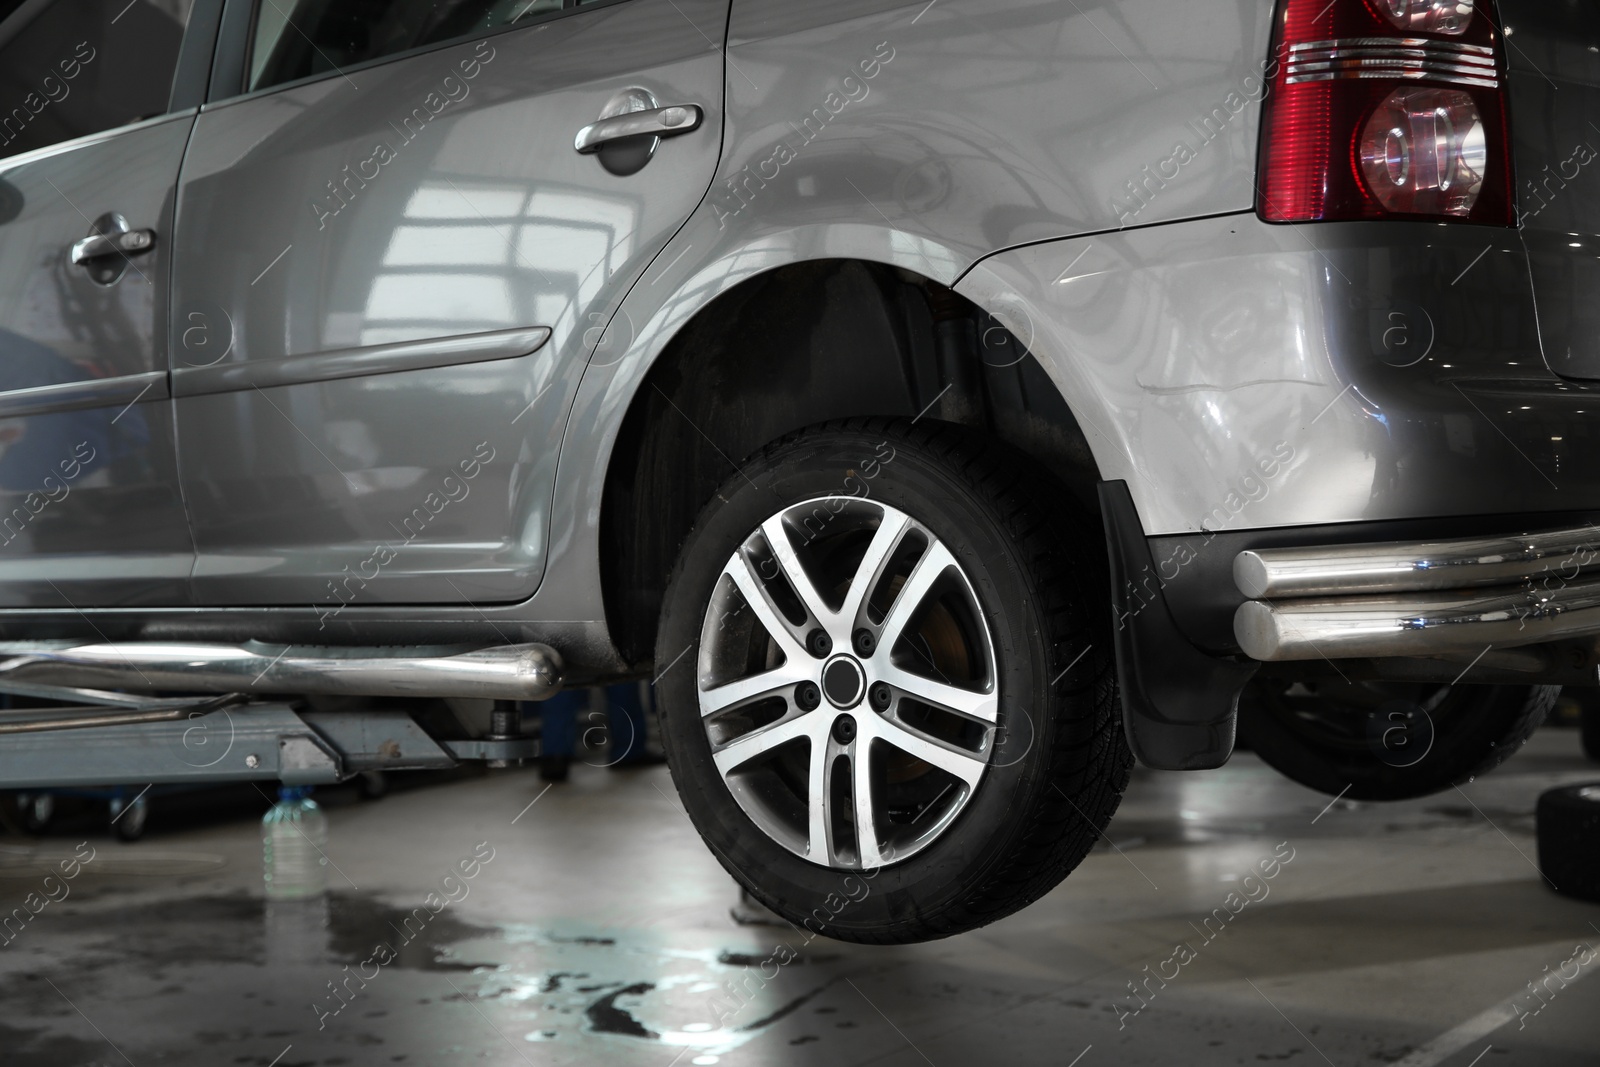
[1537,783,1600,902]
[656,418,1130,944]
[1238,678,1557,801]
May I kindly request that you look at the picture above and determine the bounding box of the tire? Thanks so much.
[1537,783,1600,902]
[1238,677,1558,801]
[655,418,1130,944]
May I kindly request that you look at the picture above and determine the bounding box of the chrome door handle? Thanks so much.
[71,228,156,265]
[574,104,703,154]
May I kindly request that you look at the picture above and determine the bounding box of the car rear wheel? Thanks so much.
[655,419,1130,944]
[1238,677,1558,800]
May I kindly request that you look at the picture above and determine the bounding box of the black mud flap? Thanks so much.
[1097,480,1259,770]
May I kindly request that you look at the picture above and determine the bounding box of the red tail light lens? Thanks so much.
[1257,0,1513,225]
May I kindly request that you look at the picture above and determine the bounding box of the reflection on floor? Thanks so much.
[1,729,1598,1066]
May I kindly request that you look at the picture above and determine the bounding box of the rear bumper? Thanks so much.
[1097,489,1600,772]
[963,212,1600,679]
[1234,523,1600,664]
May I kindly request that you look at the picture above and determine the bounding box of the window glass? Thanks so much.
[0,0,194,161]
[248,0,596,93]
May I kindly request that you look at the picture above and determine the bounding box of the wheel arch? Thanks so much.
[596,256,1103,667]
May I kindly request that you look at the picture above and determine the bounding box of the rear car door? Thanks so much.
[0,0,213,606]
[171,0,727,609]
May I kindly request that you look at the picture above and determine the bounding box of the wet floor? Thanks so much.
[1,729,1598,1066]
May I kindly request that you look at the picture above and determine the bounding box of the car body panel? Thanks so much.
[169,0,729,607]
[0,114,196,607]
[958,213,1591,536]
[0,0,1594,686]
[720,0,1270,253]
[1495,1,1600,383]
[530,0,1281,634]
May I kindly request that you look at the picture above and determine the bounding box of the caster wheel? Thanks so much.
[356,771,389,800]
[22,792,54,834]
[110,795,149,842]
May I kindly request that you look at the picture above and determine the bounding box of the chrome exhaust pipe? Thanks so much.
[1234,526,1600,599]
[1235,581,1600,661]
[1233,521,1600,663]
[0,642,563,701]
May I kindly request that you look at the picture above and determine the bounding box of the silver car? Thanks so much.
[0,0,1589,942]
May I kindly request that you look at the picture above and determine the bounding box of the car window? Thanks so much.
[247,0,610,93]
[0,0,195,162]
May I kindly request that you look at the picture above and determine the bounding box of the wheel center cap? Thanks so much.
[821,655,866,709]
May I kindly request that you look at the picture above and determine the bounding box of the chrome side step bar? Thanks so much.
[1232,522,1600,662]
[0,642,563,701]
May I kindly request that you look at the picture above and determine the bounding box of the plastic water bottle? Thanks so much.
[262,786,329,900]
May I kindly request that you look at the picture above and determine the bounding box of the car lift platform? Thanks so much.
[0,686,538,790]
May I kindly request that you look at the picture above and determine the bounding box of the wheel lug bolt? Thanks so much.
[853,628,877,656]
[869,683,892,712]
[832,716,857,744]
[806,629,832,657]
[795,682,821,711]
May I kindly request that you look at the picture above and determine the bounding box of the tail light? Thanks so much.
[1257,0,1513,225]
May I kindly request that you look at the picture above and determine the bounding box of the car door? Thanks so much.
[0,0,215,607]
[170,0,727,610]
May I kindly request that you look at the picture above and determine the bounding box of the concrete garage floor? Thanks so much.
[1,730,1598,1067]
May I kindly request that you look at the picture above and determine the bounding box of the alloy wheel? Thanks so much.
[695,497,998,869]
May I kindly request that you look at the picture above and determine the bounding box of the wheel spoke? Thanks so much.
[851,740,885,868]
[876,540,957,651]
[872,715,987,788]
[877,663,998,724]
[839,509,911,629]
[723,551,808,660]
[806,735,840,866]
[700,663,808,717]
[712,713,816,777]
[760,515,834,631]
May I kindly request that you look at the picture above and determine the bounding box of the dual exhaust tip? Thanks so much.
[1232,525,1600,662]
